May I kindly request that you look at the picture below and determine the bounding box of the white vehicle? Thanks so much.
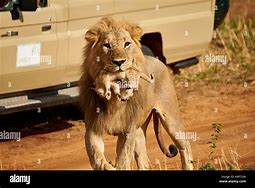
[0,0,228,115]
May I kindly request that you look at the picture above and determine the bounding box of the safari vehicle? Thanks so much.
[0,0,228,115]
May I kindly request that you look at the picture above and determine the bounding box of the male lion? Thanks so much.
[80,17,193,170]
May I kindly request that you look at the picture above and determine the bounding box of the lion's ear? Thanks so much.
[128,24,143,45]
[85,28,100,48]
[85,17,114,48]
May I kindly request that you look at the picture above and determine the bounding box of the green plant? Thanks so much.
[199,162,216,170]
[199,123,221,170]
[208,123,221,159]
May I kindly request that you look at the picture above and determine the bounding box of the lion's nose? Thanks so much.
[112,59,126,67]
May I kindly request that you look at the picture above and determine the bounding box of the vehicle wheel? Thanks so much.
[214,0,229,29]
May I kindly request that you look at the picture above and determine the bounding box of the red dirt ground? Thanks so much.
[0,82,254,170]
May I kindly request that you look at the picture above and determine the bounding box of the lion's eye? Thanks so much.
[103,43,111,49]
[124,42,131,48]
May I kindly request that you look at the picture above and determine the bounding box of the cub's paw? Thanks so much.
[119,88,134,101]
[95,88,106,98]
[104,89,111,100]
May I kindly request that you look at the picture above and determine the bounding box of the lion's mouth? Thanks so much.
[105,66,120,73]
[120,66,127,71]
[120,60,133,71]
[105,65,127,72]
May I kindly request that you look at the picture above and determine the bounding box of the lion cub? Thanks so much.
[94,67,154,101]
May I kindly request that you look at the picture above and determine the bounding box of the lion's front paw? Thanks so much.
[103,162,116,170]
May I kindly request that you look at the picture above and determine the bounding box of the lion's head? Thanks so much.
[83,17,145,78]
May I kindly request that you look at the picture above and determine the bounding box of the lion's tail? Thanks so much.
[153,110,178,158]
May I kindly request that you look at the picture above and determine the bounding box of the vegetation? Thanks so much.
[174,15,255,85]
[199,123,221,170]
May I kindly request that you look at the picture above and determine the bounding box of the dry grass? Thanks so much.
[147,123,245,171]
[148,147,244,171]
[198,147,242,171]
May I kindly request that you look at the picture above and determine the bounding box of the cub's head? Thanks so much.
[84,17,144,73]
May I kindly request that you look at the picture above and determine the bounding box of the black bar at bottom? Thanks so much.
[0,170,254,187]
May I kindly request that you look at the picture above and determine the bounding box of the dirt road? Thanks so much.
[0,82,254,170]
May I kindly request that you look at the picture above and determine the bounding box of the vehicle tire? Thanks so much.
[214,0,229,29]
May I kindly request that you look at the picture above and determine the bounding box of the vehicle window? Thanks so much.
[0,0,13,11]
[0,0,48,11]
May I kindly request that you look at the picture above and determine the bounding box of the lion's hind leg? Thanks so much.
[154,108,194,170]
